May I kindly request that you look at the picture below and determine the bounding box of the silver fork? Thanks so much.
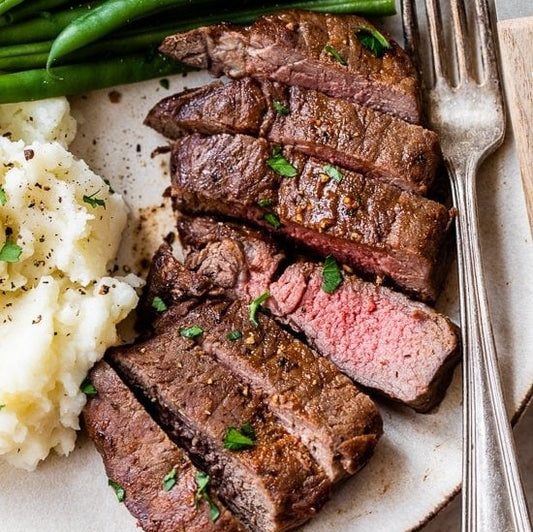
[400,1,532,530]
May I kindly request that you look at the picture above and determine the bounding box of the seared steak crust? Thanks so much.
[107,329,331,532]
[159,10,422,123]
[170,133,453,301]
[82,361,245,532]
[146,78,440,194]
[177,217,461,412]
[142,256,382,483]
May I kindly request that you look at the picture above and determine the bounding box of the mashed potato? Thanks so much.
[0,98,139,470]
[0,97,76,147]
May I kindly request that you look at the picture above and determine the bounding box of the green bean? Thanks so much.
[114,0,396,37]
[0,0,24,16]
[0,52,48,71]
[0,40,52,58]
[286,0,395,14]
[0,0,74,26]
[0,29,170,71]
[0,2,103,45]
[114,1,395,48]
[46,0,219,69]
[0,52,191,103]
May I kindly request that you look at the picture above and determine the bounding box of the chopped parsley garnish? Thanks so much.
[354,25,392,57]
[195,471,220,522]
[249,291,270,327]
[209,500,220,521]
[159,78,170,89]
[226,330,243,341]
[273,100,289,115]
[263,212,281,229]
[257,198,273,208]
[195,471,210,502]
[266,146,298,177]
[0,239,22,263]
[321,255,343,294]
[152,296,168,312]
[108,479,125,502]
[0,187,6,206]
[179,325,203,339]
[103,179,115,194]
[162,467,177,491]
[80,377,97,396]
[223,423,256,451]
[324,44,347,65]
[83,190,106,209]
[323,164,344,182]
[0,404,5,411]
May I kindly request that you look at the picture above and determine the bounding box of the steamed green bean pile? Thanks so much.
[0,0,395,103]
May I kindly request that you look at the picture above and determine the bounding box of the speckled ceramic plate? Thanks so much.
[1,9,531,532]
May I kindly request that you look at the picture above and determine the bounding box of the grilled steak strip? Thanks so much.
[82,361,245,532]
[141,249,382,483]
[107,329,330,532]
[176,216,461,412]
[170,133,453,302]
[146,78,440,194]
[269,262,460,412]
[159,10,422,124]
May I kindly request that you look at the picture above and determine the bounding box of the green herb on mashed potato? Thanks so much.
[83,190,106,209]
[0,186,6,205]
[0,238,22,262]
[0,97,139,471]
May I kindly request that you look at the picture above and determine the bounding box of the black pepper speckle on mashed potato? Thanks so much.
[0,98,140,471]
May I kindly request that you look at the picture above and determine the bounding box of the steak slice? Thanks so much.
[159,10,422,123]
[176,216,461,412]
[107,329,330,532]
[174,217,284,305]
[268,262,460,412]
[146,78,441,194]
[82,361,245,532]
[141,253,382,483]
[170,133,454,302]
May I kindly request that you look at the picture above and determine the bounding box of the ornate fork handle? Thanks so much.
[449,156,531,532]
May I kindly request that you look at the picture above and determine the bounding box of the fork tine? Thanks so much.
[450,0,472,83]
[473,0,500,85]
[400,0,419,66]
[425,0,446,86]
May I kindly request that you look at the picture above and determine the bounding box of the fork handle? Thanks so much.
[450,160,532,532]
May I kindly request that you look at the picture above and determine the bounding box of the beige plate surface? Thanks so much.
[0,11,532,532]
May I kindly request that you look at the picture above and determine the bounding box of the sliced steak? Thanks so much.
[268,262,460,412]
[142,251,381,483]
[146,78,441,194]
[175,217,283,304]
[176,216,461,412]
[82,361,245,532]
[107,328,330,532]
[170,133,453,301]
[159,10,422,123]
